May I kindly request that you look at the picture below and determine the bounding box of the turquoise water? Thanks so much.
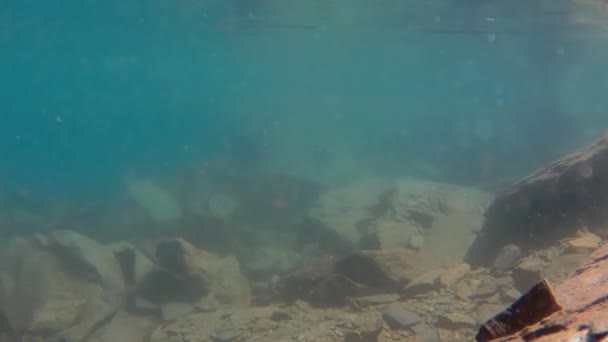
[1,0,608,199]
[3,1,608,339]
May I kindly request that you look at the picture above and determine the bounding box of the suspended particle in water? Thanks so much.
[434,15,441,23]
[55,115,63,123]
[18,187,31,198]
[487,33,496,43]
[495,84,505,95]
[272,198,287,209]
[556,46,565,56]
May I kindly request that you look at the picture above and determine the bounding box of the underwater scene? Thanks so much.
[2,0,608,341]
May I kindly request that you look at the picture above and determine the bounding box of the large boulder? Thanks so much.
[362,179,490,268]
[47,230,126,292]
[0,233,122,341]
[311,178,491,263]
[309,179,391,249]
[466,135,608,267]
[135,239,251,310]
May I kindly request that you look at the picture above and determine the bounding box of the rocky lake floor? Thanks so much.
[0,171,604,341]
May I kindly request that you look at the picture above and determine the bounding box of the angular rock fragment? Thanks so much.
[382,303,422,329]
[476,279,562,341]
[511,254,546,293]
[563,228,602,253]
[477,241,608,341]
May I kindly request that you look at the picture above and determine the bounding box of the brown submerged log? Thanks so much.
[465,134,608,267]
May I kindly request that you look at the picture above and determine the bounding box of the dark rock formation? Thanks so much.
[466,135,608,267]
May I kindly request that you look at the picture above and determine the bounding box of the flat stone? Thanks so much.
[87,310,158,341]
[212,328,242,342]
[382,303,422,329]
[438,327,468,341]
[403,269,443,295]
[563,229,601,252]
[439,263,471,287]
[352,293,399,306]
[162,302,195,322]
[470,282,499,299]
[512,255,545,293]
[411,323,440,342]
[438,312,477,330]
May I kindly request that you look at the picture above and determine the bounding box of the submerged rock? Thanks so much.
[335,248,424,291]
[48,230,126,292]
[362,218,426,251]
[466,135,608,267]
[402,269,443,295]
[562,228,602,253]
[492,244,522,275]
[0,234,121,341]
[127,179,182,222]
[382,303,422,329]
[87,310,158,342]
[278,255,369,306]
[439,263,471,287]
[309,179,391,248]
[136,239,250,309]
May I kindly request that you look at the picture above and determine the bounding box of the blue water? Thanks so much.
[1,0,608,202]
